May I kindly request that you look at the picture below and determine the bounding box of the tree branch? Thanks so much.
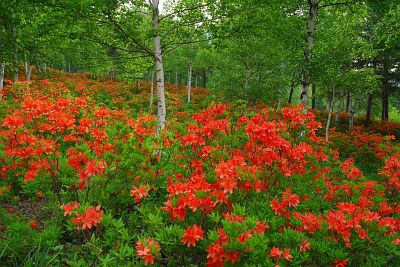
[319,0,356,12]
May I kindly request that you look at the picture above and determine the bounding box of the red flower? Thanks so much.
[94,108,110,118]
[253,221,269,234]
[182,224,204,247]
[332,258,349,267]
[236,230,252,243]
[81,205,104,230]
[40,79,50,86]
[217,228,229,244]
[37,191,43,198]
[71,205,103,230]
[29,221,38,230]
[392,238,400,245]
[269,247,282,261]
[300,238,311,253]
[270,200,286,215]
[60,201,80,216]
[283,248,293,261]
[206,243,224,265]
[130,185,151,203]
[136,238,160,265]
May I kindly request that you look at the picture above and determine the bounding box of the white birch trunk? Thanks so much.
[150,71,154,110]
[24,54,28,74]
[277,100,282,110]
[0,62,5,91]
[325,87,335,142]
[26,65,32,83]
[187,61,192,103]
[152,0,166,136]
[301,0,318,108]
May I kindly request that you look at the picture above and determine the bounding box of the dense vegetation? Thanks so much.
[0,0,399,266]
[0,68,399,266]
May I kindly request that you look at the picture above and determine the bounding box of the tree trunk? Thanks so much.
[24,54,28,74]
[0,62,5,91]
[311,83,316,109]
[365,94,373,127]
[187,61,192,103]
[175,71,178,85]
[13,24,18,82]
[150,71,154,110]
[195,77,198,87]
[301,0,318,107]
[325,87,335,142]
[277,100,282,110]
[288,78,294,104]
[152,0,166,136]
[253,97,257,112]
[349,95,360,132]
[345,92,350,113]
[26,65,32,83]
[110,67,115,80]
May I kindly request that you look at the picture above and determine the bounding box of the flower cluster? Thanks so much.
[60,203,104,231]
[341,158,363,180]
[136,238,160,265]
[182,224,204,247]
[270,188,301,216]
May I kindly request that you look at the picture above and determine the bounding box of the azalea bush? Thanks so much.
[0,72,399,266]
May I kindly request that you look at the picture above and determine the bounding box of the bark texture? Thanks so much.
[26,65,32,83]
[301,0,318,107]
[0,62,5,91]
[187,61,192,103]
[325,88,335,142]
[288,79,294,104]
[381,81,389,122]
[152,0,166,136]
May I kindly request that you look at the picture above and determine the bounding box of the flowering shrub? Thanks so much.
[0,71,399,266]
